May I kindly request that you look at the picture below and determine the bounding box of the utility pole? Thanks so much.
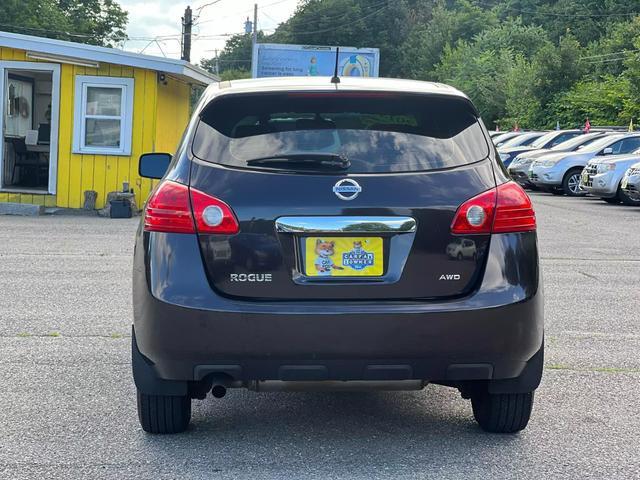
[250,4,258,78]
[214,49,219,75]
[181,6,193,62]
[252,4,258,48]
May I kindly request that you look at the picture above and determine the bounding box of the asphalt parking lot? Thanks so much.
[0,192,639,479]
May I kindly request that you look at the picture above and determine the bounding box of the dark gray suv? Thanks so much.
[133,77,543,434]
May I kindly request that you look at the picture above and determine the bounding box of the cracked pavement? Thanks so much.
[0,191,639,479]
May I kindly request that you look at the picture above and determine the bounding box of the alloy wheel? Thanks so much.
[568,173,582,194]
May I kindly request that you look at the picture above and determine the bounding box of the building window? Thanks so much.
[73,76,134,155]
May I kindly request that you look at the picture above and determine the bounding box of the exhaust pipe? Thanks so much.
[211,384,227,398]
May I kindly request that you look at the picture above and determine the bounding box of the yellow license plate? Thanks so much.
[304,237,383,277]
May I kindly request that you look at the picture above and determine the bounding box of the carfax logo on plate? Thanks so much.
[342,241,375,270]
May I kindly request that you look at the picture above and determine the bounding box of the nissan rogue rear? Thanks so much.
[132,77,543,435]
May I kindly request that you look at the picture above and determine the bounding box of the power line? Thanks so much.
[194,0,224,15]
[476,0,640,18]
[288,2,390,36]
[585,57,635,64]
[194,0,296,26]
[581,49,640,60]
[267,0,389,30]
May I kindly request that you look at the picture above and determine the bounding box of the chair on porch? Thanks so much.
[9,137,40,187]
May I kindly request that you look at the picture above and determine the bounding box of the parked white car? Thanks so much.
[528,133,640,196]
[580,151,640,205]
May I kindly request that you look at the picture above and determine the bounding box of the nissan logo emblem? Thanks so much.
[333,178,362,201]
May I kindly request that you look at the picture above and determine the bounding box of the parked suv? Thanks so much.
[133,77,543,435]
[528,133,640,195]
[507,132,607,188]
[581,151,640,205]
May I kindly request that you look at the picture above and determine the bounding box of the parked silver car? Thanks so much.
[580,151,640,205]
[528,133,640,196]
[508,132,607,187]
[620,162,640,203]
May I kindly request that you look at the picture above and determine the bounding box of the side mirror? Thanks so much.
[602,147,614,156]
[139,153,172,179]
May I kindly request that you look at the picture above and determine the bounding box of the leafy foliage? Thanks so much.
[202,0,640,127]
[0,0,128,47]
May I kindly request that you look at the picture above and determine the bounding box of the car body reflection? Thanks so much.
[446,237,477,260]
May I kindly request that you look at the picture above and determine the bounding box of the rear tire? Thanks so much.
[562,169,585,196]
[471,391,534,433]
[137,390,191,434]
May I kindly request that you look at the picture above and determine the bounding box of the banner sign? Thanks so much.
[251,43,380,78]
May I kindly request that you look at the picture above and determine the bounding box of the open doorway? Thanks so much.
[0,62,59,194]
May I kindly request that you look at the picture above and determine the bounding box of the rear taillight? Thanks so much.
[144,181,239,235]
[492,182,536,233]
[451,181,536,235]
[144,181,195,233]
[190,187,239,234]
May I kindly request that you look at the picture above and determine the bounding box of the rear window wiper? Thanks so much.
[245,153,350,170]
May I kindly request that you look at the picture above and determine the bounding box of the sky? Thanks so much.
[117,0,299,65]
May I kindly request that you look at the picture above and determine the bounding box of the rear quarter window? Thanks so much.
[192,92,490,173]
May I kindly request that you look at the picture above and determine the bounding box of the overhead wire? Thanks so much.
[475,0,640,18]
[580,49,640,60]
[285,2,390,36]
[194,0,296,26]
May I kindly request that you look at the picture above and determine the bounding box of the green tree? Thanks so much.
[491,0,640,46]
[0,0,128,46]
[396,0,498,79]
[435,20,552,125]
[551,76,633,126]
[436,41,515,124]
[502,55,541,129]
[529,34,586,125]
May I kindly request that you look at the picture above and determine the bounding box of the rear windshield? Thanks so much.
[192,92,489,173]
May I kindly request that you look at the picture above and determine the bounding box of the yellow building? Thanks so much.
[0,31,217,210]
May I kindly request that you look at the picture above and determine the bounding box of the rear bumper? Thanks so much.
[132,230,543,392]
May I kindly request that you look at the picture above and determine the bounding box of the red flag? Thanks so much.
[584,118,591,133]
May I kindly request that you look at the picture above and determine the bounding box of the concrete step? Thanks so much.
[0,202,45,216]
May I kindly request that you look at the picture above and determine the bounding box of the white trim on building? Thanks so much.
[0,61,61,194]
[0,31,218,85]
[72,75,135,156]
